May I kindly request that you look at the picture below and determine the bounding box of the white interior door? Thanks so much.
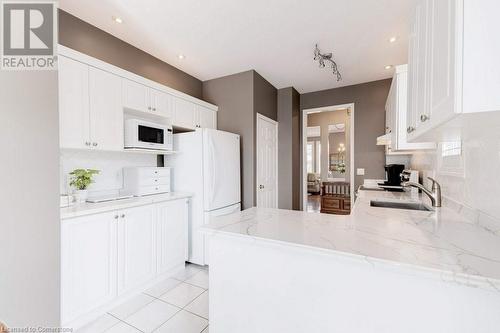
[256,114,278,208]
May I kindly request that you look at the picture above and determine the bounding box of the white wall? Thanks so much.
[0,71,60,326]
[60,150,157,196]
[410,123,500,225]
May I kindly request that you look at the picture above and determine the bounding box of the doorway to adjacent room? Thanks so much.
[302,103,355,214]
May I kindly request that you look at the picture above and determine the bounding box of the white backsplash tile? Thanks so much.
[60,150,157,196]
[410,124,500,226]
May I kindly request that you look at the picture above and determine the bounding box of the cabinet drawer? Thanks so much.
[138,177,170,186]
[136,185,171,196]
[137,167,170,178]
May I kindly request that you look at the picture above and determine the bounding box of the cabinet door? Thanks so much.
[426,0,457,126]
[58,56,90,149]
[385,79,396,151]
[156,199,189,275]
[61,212,117,324]
[151,89,173,118]
[197,106,217,129]
[407,14,418,136]
[122,78,150,113]
[89,67,123,151]
[415,0,430,130]
[117,205,156,294]
[173,97,196,129]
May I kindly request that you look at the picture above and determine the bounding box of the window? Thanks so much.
[316,141,321,174]
[306,142,314,173]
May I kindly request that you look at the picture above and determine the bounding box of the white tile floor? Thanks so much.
[76,264,209,333]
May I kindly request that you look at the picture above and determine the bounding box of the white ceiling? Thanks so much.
[59,0,416,93]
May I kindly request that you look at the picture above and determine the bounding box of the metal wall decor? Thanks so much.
[314,44,342,81]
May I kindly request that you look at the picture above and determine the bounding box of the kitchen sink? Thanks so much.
[370,200,433,212]
[359,185,384,191]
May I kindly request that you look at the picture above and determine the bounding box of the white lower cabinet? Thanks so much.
[117,205,156,294]
[156,199,189,275]
[61,212,118,324]
[61,198,189,327]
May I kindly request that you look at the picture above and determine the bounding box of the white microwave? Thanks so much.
[124,119,173,151]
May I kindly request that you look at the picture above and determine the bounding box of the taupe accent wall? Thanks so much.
[300,79,392,192]
[254,72,278,121]
[202,71,255,209]
[58,10,202,98]
[277,87,300,210]
[202,70,277,209]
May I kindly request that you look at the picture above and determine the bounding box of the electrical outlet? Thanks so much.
[356,168,365,176]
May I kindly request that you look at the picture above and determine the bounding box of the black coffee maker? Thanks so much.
[382,164,405,186]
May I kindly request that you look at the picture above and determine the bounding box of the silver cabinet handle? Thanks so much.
[85,141,91,146]
[148,106,152,110]
[92,142,98,147]
[407,126,415,133]
[420,114,429,122]
[114,215,119,219]
[152,107,156,111]
[120,214,125,218]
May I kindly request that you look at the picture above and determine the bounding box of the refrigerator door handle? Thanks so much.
[209,137,217,206]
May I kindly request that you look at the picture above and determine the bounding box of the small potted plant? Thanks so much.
[69,169,100,203]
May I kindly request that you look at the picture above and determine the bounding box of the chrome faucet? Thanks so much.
[402,177,442,207]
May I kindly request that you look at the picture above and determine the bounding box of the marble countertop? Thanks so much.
[201,190,500,292]
[61,192,192,220]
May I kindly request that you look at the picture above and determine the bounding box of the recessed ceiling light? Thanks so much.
[389,36,398,43]
[112,16,123,24]
[385,65,393,70]
[177,54,185,60]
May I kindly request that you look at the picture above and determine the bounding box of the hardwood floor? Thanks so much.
[306,194,321,213]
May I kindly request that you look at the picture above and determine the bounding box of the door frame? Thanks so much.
[256,113,279,208]
[301,103,355,211]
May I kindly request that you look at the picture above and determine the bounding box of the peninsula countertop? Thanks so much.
[201,189,500,292]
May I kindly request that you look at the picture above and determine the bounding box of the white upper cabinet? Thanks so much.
[406,12,418,135]
[58,46,218,151]
[197,105,217,129]
[407,0,500,141]
[89,67,123,151]
[122,79,150,113]
[151,88,173,118]
[425,0,457,129]
[59,56,90,149]
[387,65,435,152]
[121,79,216,130]
[123,79,174,118]
[173,96,197,129]
[59,56,123,151]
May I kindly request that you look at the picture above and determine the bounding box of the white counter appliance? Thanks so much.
[170,128,241,265]
[124,119,173,151]
[122,167,171,196]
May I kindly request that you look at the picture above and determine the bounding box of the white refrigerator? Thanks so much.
[170,128,241,265]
